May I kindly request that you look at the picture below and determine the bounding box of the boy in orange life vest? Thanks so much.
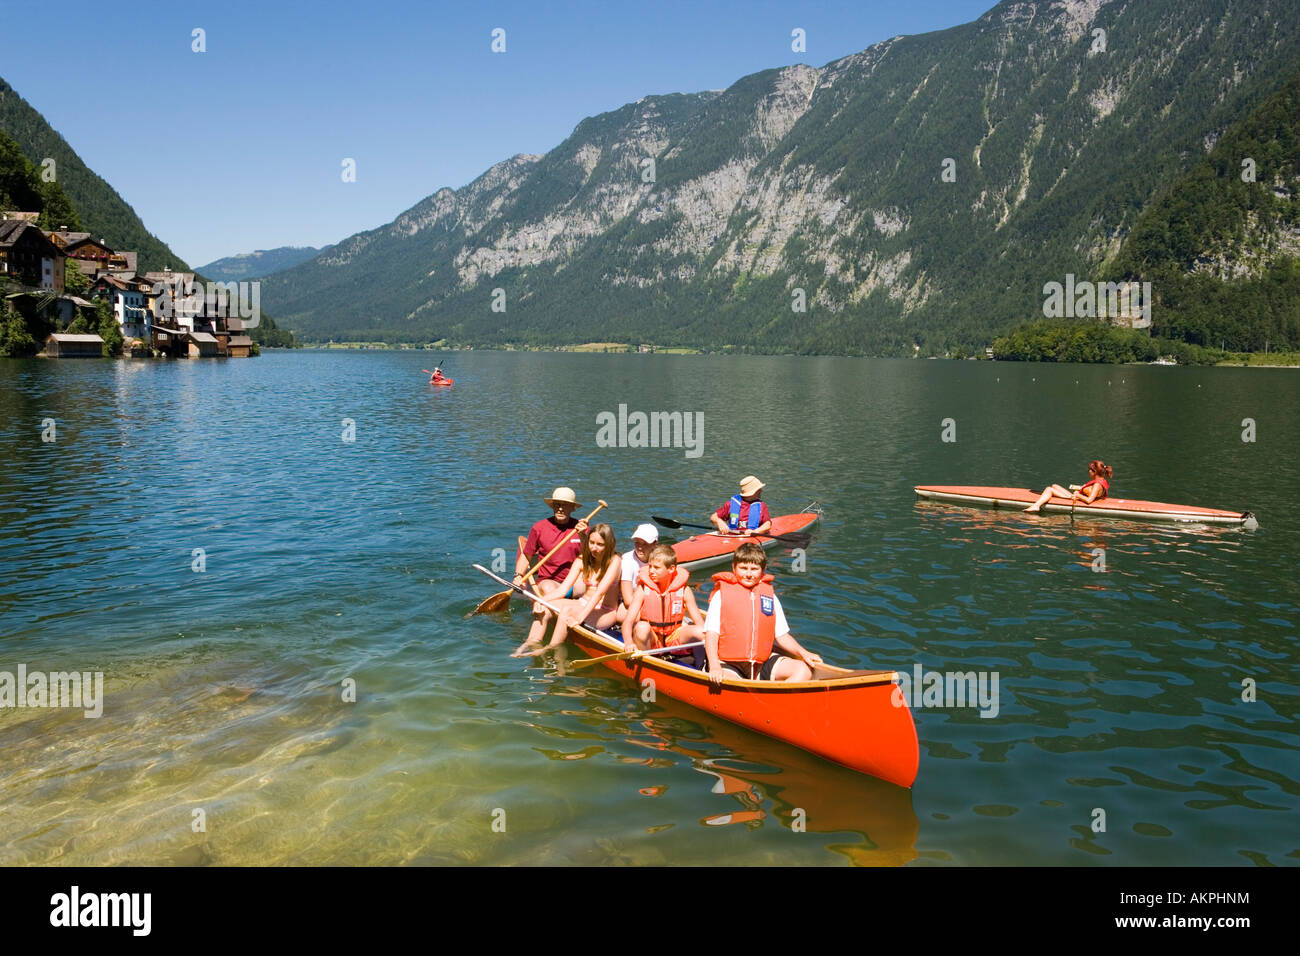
[622,544,706,662]
[704,541,822,685]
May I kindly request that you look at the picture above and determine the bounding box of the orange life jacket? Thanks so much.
[637,566,690,640]
[1080,476,1109,499]
[711,571,777,664]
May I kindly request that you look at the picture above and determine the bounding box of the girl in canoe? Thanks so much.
[1024,460,1113,514]
[515,523,621,657]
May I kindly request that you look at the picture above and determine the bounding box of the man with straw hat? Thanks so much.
[710,476,773,536]
[513,487,591,653]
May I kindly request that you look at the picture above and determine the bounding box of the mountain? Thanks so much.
[0,76,190,273]
[197,246,332,283]
[261,0,1300,354]
[1106,69,1300,351]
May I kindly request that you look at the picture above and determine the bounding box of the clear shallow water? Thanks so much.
[0,351,1296,865]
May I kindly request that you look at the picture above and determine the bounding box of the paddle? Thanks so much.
[472,564,623,646]
[651,515,812,549]
[470,501,607,615]
[569,642,705,670]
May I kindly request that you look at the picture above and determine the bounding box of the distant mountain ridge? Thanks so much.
[0,77,190,274]
[260,0,1300,353]
[197,246,332,282]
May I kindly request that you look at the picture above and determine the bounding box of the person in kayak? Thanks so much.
[617,524,659,622]
[704,542,822,684]
[622,544,707,667]
[511,487,589,654]
[429,366,448,384]
[1024,460,1113,513]
[517,523,621,657]
[710,475,773,536]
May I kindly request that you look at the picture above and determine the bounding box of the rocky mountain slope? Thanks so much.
[261,0,1300,353]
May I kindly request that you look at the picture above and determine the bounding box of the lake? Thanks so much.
[1,350,1296,865]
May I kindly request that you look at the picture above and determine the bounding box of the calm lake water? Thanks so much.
[1,350,1297,865]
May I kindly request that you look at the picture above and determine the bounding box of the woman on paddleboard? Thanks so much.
[1024,460,1113,514]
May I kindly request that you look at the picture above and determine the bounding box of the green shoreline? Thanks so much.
[294,341,1300,366]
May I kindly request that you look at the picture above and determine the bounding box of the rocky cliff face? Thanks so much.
[261,0,1300,353]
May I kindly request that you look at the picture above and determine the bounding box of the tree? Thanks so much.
[64,260,89,294]
[95,298,122,356]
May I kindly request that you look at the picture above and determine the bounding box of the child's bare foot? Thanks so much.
[511,640,541,657]
[1023,506,1041,514]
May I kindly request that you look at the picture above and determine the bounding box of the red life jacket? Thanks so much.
[637,566,690,640]
[711,571,778,664]
[1080,476,1109,499]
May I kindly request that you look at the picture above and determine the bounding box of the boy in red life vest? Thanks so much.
[704,541,822,685]
[622,544,706,665]
[710,475,772,536]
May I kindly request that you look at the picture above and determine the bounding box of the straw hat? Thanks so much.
[631,523,659,543]
[544,487,581,508]
[739,475,765,497]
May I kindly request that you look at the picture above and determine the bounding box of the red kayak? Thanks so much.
[431,379,453,387]
[672,511,820,571]
[914,485,1257,528]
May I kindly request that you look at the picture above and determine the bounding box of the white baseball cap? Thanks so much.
[631,523,659,543]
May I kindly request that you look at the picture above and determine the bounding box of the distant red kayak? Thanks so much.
[914,485,1257,528]
[672,512,820,571]
[430,378,453,387]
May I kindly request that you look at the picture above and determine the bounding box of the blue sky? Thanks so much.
[1,0,996,266]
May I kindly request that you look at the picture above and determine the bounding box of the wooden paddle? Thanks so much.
[470,500,607,615]
[473,564,624,642]
[569,642,705,670]
[651,515,812,548]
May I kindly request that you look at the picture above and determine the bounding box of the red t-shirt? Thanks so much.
[715,499,771,530]
[524,517,584,582]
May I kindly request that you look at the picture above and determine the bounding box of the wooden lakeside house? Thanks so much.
[0,220,65,292]
[44,333,104,357]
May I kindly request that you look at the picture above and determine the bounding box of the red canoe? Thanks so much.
[430,378,453,387]
[565,620,919,789]
[672,511,821,571]
[914,485,1257,528]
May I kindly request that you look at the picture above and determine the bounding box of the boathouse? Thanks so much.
[185,331,220,358]
[44,333,104,357]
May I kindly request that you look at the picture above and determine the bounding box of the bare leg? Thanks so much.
[1024,484,1072,513]
[770,657,813,682]
[511,580,564,656]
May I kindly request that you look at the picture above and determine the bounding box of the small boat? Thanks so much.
[914,485,1258,528]
[566,619,916,787]
[474,566,919,788]
[430,377,453,387]
[672,510,820,571]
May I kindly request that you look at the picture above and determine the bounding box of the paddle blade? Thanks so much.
[779,533,813,549]
[651,515,684,529]
[470,589,513,616]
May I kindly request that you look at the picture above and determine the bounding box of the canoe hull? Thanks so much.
[566,623,919,789]
[914,485,1256,528]
[672,512,821,571]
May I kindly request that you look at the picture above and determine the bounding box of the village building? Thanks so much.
[0,220,65,292]
[88,273,151,341]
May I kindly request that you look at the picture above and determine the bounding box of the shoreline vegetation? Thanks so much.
[283,335,1300,366]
